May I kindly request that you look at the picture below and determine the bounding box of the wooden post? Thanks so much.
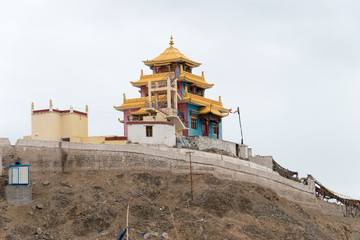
[167,76,171,110]
[126,203,129,240]
[148,81,152,107]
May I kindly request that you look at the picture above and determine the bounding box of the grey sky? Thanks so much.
[1,0,359,198]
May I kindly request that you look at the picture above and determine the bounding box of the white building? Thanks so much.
[127,121,176,147]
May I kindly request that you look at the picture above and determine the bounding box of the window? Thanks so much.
[191,114,197,130]
[146,126,153,137]
[213,123,219,136]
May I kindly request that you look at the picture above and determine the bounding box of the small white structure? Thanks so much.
[127,121,176,147]
[8,163,30,185]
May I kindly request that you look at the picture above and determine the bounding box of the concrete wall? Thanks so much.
[317,199,344,217]
[5,185,32,206]
[238,144,248,159]
[249,156,273,169]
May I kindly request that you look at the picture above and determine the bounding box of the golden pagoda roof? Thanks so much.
[143,36,201,68]
[129,107,151,115]
[181,93,231,113]
[131,71,213,89]
[114,93,231,117]
[114,95,167,111]
[198,105,229,117]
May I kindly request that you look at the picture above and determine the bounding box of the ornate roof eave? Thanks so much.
[130,72,174,88]
[143,58,201,68]
[198,106,230,117]
[181,93,231,113]
[114,95,168,111]
[129,107,150,116]
[130,72,214,89]
[178,72,214,89]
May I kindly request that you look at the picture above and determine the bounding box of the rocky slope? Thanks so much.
[0,171,359,240]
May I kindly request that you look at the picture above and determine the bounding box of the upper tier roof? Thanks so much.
[143,37,201,68]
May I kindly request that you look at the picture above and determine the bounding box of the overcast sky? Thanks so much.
[1,0,359,199]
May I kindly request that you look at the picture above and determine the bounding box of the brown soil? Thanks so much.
[0,171,359,240]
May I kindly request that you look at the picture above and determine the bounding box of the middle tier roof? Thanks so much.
[131,72,214,89]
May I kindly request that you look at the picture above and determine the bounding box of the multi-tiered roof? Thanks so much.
[115,37,230,118]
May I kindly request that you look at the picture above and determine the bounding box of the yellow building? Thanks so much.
[24,100,127,144]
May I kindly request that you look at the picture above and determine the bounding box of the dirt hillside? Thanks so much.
[0,171,359,240]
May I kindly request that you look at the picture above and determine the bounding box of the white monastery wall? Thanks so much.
[128,123,176,147]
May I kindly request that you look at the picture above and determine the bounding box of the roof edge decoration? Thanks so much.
[131,71,214,89]
[143,36,201,68]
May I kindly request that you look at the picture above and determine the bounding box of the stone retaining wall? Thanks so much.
[317,199,344,217]
[181,136,237,157]
[0,138,343,216]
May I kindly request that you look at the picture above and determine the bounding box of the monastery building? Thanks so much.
[114,37,231,142]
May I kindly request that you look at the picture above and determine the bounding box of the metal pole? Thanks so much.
[237,107,244,145]
[186,151,194,201]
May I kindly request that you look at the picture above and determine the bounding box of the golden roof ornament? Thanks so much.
[169,36,174,46]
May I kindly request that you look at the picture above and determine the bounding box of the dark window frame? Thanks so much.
[146,126,153,137]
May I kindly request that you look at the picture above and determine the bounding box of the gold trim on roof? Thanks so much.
[178,72,214,89]
[129,107,149,115]
[182,93,230,111]
[131,72,213,89]
[114,95,167,111]
[115,93,231,118]
[131,72,174,87]
[198,106,229,117]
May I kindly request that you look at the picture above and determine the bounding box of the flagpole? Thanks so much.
[237,107,244,145]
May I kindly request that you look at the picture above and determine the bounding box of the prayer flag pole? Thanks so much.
[237,107,244,145]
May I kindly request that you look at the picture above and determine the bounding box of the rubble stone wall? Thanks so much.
[0,138,343,216]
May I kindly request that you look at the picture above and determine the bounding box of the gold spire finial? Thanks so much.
[49,99,53,107]
[85,105,88,112]
[31,102,34,110]
[169,36,174,46]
